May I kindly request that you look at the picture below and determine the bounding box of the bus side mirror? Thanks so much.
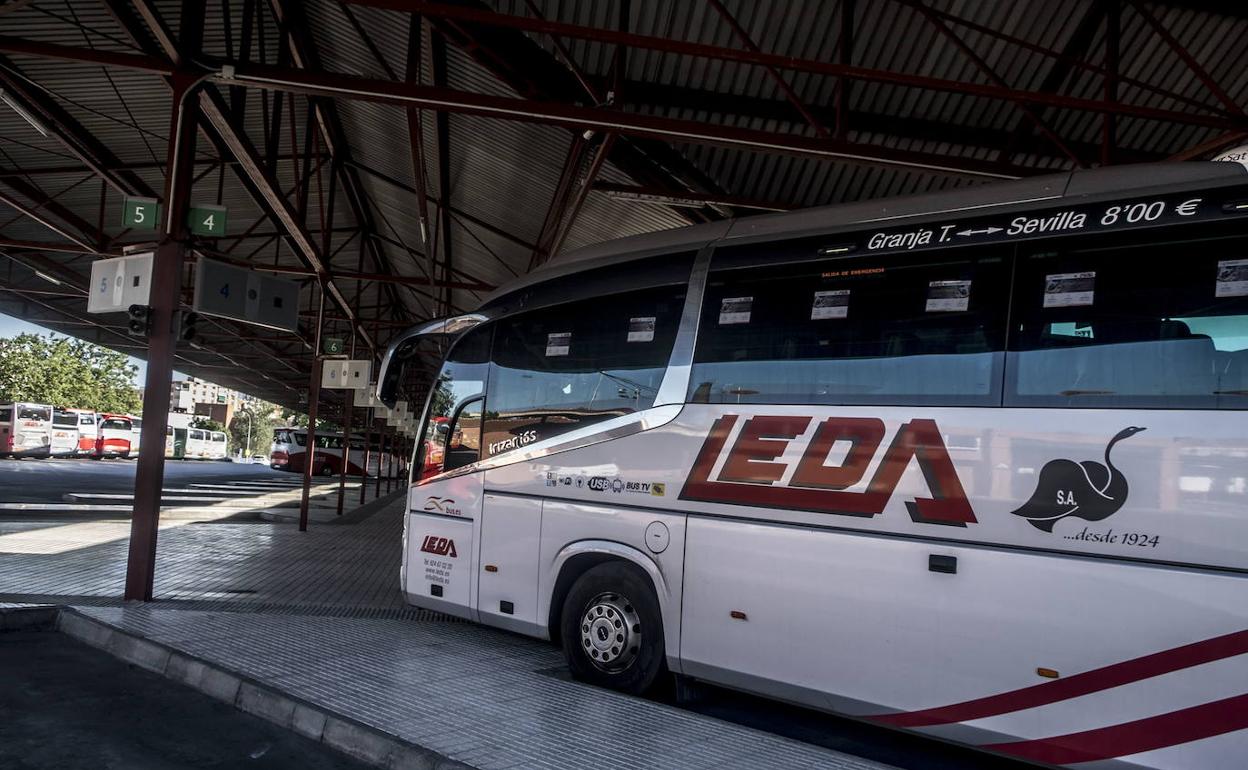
[377,313,489,407]
[377,330,421,408]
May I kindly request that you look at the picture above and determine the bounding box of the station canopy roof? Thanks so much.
[0,0,1245,411]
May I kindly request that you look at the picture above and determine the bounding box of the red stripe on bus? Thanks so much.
[985,693,1248,765]
[872,629,1248,728]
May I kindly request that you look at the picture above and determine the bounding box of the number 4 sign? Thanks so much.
[188,204,227,237]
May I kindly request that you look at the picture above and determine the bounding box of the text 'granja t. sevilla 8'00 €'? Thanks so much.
[679,414,976,526]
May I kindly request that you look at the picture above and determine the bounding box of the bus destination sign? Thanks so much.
[861,189,1248,256]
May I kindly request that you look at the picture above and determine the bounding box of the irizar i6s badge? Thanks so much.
[1012,426,1145,533]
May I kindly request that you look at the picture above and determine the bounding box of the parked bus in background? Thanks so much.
[128,416,143,457]
[186,428,209,459]
[165,412,191,459]
[209,431,228,460]
[94,414,133,458]
[68,409,97,455]
[270,427,384,476]
[0,402,52,457]
[380,162,1248,769]
[49,409,80,456]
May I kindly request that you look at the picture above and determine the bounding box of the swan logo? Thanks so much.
[680,414,976,526]
[1011,426,1146,533]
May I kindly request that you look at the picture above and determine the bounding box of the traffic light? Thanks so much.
[179,311,201,348]
[127,304,151,337]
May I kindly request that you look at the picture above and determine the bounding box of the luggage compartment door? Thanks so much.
[477,494,543,635]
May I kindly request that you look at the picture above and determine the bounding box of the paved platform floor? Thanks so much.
[0,485,413,614]
[72,604,892,770]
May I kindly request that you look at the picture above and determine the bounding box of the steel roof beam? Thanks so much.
[402,14,438,298]
[0,55,158,198]
[215,61,1035,179]
[0,35,171,74]
[428,29,456,313]
[268,0,420,328]
[342,1,1248,132]
[0,185,99,252]
[607,81,1163,166]
[418,1,721,225]
[108,0,378,351]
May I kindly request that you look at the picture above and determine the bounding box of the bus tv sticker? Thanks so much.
[925,280,971,312]
[811,289,849,320]
[1216,259,1248,297]
[1044,271,1096,308]
[627,316,656,342]
[719,296,752,325]
[545,332,571,357]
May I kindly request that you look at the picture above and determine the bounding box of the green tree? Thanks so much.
[230,402,279,457]
[0,333,141,413]
[190,417,225,432]
[280,407,334,432]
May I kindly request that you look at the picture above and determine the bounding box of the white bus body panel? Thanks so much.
[403,401,1248,767]
[49,424,79,456]
[402,471,483,621]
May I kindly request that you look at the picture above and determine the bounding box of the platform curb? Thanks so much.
[0,604,59,631]
[55,606,470,770]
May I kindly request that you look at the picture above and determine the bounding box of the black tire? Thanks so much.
[560,561,666,696]
[319,463,335,477]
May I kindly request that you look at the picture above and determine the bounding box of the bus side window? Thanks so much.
[1007,239,1248,409]
[417,325,491,481]
[444,399,483,473]
[483,286,685,457]
[689,250,1008,407]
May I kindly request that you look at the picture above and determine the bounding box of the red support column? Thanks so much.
[360,411,372,504]
[338,336,353,516]
[376,426,386,498]
[123,0,205,602]
[299,284,325,531]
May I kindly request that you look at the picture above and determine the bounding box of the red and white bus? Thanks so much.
[270,427,393,476]
[66,409,98,455]
[128,415,143,457]
[94,414,133,458]
[0,402,52,457]
[381,161,1248,769]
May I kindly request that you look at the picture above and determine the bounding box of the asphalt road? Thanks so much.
[0,456,294,503]
[0,629,372,770]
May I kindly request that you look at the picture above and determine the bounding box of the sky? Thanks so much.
[0,311,157,385]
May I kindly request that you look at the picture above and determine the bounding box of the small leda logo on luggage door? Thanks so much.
[680,414,976,526]
[420,535,458,557]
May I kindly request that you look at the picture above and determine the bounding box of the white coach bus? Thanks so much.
[379,162,1248,769]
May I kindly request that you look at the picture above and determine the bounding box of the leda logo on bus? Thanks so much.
[419,535,458,557]
[680,414,975,526]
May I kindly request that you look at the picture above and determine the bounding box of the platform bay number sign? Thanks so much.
[193,257,299,332]
[321,359,373,392]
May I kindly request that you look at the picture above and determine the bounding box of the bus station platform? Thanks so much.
[1,489,896,770]
[41,604,891,770]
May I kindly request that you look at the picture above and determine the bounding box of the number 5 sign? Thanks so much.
[122,196,160,231]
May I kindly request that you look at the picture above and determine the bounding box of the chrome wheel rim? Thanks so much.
[579,592,641,672]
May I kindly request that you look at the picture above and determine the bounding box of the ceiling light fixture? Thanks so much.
[0,88,48,137]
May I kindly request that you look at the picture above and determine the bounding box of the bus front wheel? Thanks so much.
[559,562,666,696]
